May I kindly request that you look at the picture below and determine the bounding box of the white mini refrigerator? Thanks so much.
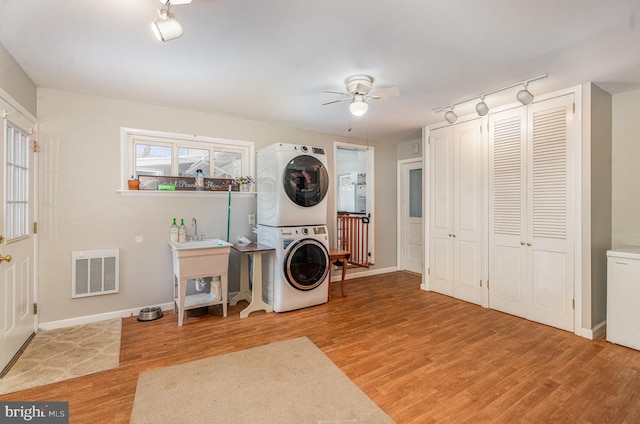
[607,246,640,350]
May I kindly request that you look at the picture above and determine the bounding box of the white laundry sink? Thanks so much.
[168,238,231,250]
[169,238,232,326]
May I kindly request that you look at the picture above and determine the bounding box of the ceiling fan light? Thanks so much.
[445,109,458,124]
[475,98,489,116]
[151,15,183,42]
[516,86,534,105]
[349,97,369,116]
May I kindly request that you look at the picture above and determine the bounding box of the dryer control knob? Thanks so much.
[302,228,309,235]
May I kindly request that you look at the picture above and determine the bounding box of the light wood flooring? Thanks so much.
[2,271,640,423]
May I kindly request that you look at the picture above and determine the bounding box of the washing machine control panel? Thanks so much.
[313,226,327,235]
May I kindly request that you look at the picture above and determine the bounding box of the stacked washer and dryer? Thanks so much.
[257,143,331,312]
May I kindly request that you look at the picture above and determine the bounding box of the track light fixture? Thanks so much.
[444,107,458,124]
[475,96,489,116]
[434,74,547,123]
[151,0,191,43]
[516,82,534,105]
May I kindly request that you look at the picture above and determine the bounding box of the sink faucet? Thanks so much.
[191,218,199,241]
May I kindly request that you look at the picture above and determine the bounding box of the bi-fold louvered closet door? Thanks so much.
[488,94,575,332]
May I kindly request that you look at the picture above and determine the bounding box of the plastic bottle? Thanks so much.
[170,218,179,242]
[178,219,187,243]
[195,169,204,191]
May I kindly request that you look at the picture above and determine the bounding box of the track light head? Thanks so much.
[444,108,458,124]
[349,95,369,116]
[516,83,534,105]
[151,6,183,42]
[475,96,489,116]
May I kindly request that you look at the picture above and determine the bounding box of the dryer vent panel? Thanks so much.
[72,249,119,298]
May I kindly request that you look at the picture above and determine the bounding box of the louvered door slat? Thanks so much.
[532,106,567,240]
[492,116,523,236]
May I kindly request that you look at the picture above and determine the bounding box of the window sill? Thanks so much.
[117,190,256,198]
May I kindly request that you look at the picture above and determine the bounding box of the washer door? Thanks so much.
[283,238,330,291]
[282,155,329,208]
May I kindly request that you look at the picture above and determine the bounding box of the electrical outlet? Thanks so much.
[248,214,255,225]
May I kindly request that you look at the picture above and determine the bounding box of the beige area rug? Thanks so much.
[0,318,121,395]
[130,337,395,424]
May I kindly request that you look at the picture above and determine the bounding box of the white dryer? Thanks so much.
[257,224,330,312]
[257,143,329,227]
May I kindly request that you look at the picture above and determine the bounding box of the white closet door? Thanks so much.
[453,119,483,305]
[488,107,529,318]
[528,94,574,332]
[429,126,454,296]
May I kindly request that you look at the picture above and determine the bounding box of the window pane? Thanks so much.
[5,124,29,240]
[136,144,172,176]
[213,151,242,178]
[409,169,422,218]
[178,147,210,177]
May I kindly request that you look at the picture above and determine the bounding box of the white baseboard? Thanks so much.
[579,320,606,340]
[38,302,175,330]
[331,266,397,282]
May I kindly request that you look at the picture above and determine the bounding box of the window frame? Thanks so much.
[120,127,254,191]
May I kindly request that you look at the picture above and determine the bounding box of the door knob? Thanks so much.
[0,255,12,263]
[449,234,452,237]
[452,234,456,238]
[527,242,532,247]
[521,241,525,245]
[0,235,4,243]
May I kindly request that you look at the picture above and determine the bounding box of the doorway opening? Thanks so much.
[333,142,374,266]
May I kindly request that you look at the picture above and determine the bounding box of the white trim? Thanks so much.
[333,141,375,263]
[38,302,175,330]
[336,266,397,281]
[582,320,606,341]
[120,127,255,191]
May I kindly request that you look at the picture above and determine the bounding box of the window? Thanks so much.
[5,122,30,240]
[121,128,254,189]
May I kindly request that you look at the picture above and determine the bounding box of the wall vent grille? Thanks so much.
[71,249,119,298]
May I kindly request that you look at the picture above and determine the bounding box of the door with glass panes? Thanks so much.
[0,97,37,375]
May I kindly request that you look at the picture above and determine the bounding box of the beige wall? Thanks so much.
[0,42,37,116]
[583,83,612,328]
[35,88,401,323]
[612,88,640,248]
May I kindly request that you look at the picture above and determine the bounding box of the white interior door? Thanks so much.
[0,97,37,375]
[452,119,483,305]
[398,159,423,274]
[429,127,453,296]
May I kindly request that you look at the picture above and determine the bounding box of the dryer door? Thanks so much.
[282,155,329,207]
[283,239,329,291]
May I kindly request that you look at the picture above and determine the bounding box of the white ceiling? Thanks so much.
[1,0,639,142]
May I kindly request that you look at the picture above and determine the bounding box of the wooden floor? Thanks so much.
[2,271,640,423]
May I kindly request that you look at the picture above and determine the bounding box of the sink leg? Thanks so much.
[178,277,187,326]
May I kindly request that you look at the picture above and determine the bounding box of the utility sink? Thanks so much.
[169,238,232,326]
[169,238,231,250]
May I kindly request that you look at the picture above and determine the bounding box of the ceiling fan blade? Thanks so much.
[354,82,371,94]
[322,98,350,106]
[323,90,351,96]
[368,97,391,108]
[369,86,400,98]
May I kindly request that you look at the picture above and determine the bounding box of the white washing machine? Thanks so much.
[257,224,330,312]
[257,143,329,227]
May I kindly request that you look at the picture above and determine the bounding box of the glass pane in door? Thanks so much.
[409,168,422,218]
[5,124,29,240]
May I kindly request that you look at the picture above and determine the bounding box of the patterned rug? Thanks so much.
[0,319,121,395]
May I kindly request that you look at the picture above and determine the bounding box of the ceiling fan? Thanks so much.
[323,75,400,116]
